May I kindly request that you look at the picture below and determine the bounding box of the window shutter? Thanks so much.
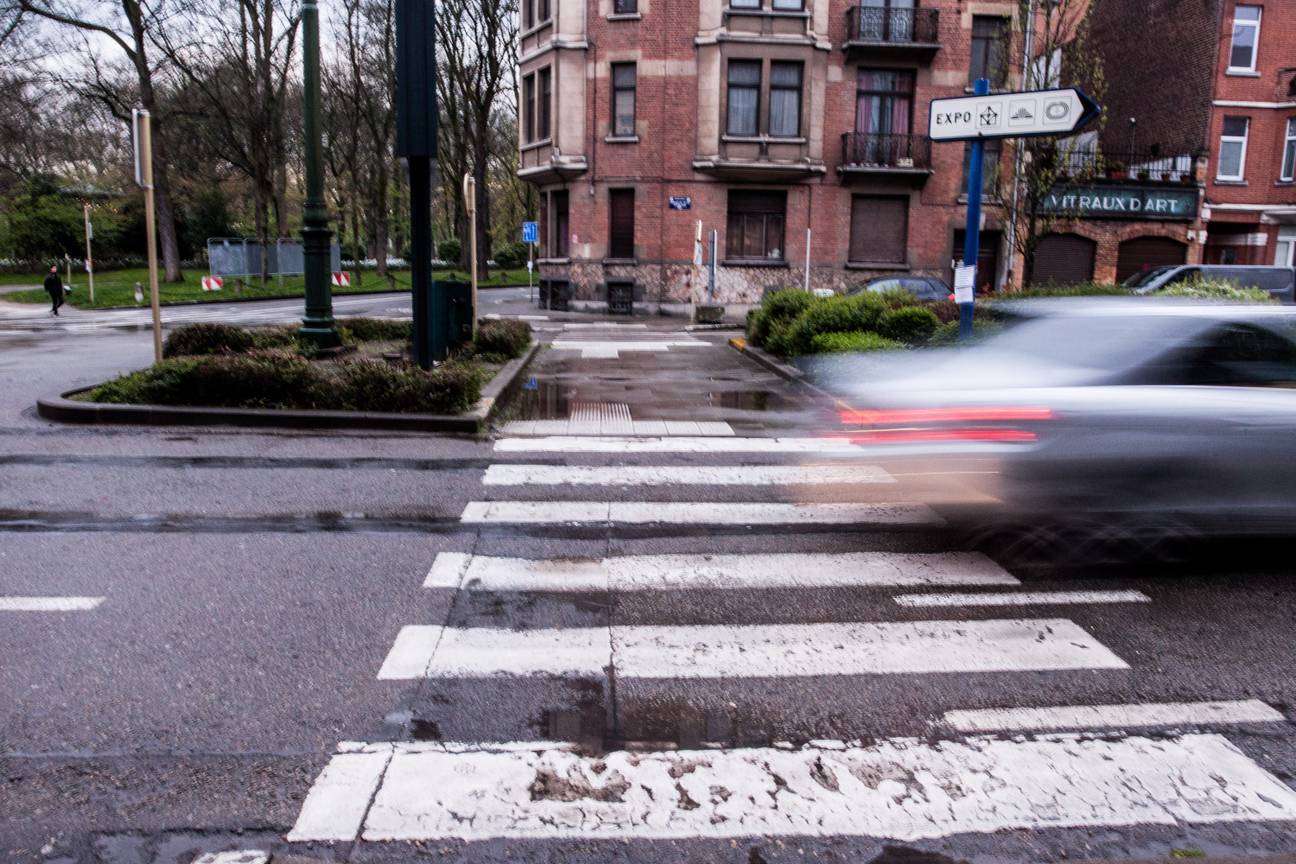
[849,196,908,263]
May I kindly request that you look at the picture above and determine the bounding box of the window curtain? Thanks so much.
[768,64,801,138]
[727,62,760,135]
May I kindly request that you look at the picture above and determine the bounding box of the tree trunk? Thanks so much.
[152,161,184,283]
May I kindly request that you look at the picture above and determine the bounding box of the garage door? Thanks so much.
[1116,236,1187,283]
[1033,233,1096,286]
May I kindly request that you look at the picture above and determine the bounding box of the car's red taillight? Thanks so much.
[837,406,1052,445]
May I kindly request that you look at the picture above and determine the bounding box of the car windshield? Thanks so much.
[1123,266,1172,288]
[979,313,1202,373]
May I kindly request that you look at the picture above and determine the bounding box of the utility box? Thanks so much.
[437,280,473,349]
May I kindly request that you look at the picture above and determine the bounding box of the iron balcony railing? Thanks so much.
[1047,145,1199,183]
[841,132,932,170]
[845,6,939,46]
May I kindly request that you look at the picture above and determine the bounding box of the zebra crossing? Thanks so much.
[289,432,1296,847]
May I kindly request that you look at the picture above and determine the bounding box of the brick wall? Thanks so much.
[1090,0,1219,155]
[526,0,1223,305]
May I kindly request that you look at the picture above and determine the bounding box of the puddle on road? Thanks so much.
[506,376,802,421]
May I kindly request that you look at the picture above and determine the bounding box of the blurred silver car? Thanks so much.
[830,299,1296,545]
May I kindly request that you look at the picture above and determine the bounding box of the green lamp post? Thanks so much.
[299,0,341,349]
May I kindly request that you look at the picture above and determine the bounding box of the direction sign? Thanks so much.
[929,88,1101,142]
[522,221,538,244]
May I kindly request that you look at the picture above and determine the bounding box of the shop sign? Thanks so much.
[1041,185,1198,221]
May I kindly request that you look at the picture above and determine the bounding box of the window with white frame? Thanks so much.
[1282,117,1296,182]
[1217,116,1249,180]
[1229,5,1261,72]
[1277,229,1296,267]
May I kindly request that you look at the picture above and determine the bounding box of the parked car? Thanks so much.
[1123,264,1296,303]
[847,275,952,302]
[828,299,1296,547]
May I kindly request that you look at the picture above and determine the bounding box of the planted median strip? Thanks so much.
[38,318,535,432]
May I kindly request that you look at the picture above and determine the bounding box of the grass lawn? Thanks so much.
[2,266,530,310]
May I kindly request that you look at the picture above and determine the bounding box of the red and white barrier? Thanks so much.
[331,271,351,288]
[201,276,224,292]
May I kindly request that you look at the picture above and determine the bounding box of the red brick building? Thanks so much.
[1092,0,1296,269]
[515,0,1219,310]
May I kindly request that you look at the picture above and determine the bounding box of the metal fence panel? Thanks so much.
[207,238,341,277]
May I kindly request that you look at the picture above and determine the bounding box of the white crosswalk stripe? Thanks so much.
[291,433,1296,849]
[481,463,893,486]
[495,435,860,452]
[291,735,1296,842]
[459,500,941,525]
[944,700,1288,733]
[423,551,1019,591]
[377,618,1128,681]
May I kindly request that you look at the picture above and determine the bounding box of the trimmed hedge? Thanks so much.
[777,293,887,357]
[747,288,814,345]
[162,323,257,358]
[87,351,483,414]
[472,318,531,360]
[1160,279,1276,304]
[878,306,941,345]
[811,331,906,354]
[337,317,413,342]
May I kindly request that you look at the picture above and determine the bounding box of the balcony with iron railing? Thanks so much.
[839,132,933,183]
[1053,147,1200,184]
[843,6,940,60]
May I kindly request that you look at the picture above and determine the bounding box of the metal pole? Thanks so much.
[707,230,717,303]
[83,203,95,303]
[299,0,340,349]
[463,173,478,339]
[803,227,811,293]
[528,240,534,305]
[961,77,990,342]
[137,110,163,363]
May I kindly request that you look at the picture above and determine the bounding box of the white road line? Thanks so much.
[495,436,859,453]
[376,618,1125,680]
[459,501,940,526]
[191,852,270,864]
[498,421,736,437]
[286,749,393,842]
[287,733,1296,842]
[481,464,895,486]
[944,700,1287,733]
[894,590,1151,608]
[377,625,610,679]
[425,551,1018,591]
[0,596,104,611]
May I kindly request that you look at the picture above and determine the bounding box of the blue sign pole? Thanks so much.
[960,77,990,341]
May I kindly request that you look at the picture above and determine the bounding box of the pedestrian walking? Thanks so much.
[44,265,65,316]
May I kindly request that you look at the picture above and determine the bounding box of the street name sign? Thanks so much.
[929,88,1101,142]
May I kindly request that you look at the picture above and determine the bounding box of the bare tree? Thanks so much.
[13,0,185,280]
[435,0,517,277]
[1005,0,1106,287]
[155,0,301,282]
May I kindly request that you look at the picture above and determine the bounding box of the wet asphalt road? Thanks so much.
[1,293,1296,863]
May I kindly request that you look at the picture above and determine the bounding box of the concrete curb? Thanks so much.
[35,340,540,437]
[727,336,847,407]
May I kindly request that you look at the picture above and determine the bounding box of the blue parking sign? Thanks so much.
[522,221,538,244]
